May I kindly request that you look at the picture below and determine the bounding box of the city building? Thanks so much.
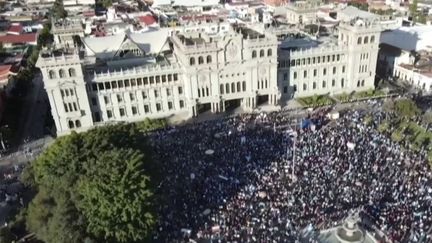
[37,4,382,136]
[37,19,279,135]
[379,25,432,92]
[277,7,381,100]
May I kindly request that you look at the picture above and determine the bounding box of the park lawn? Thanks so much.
[333,92,351,102]
[352,89,386,99]
[389,121,432,163]
[297,95,335,107]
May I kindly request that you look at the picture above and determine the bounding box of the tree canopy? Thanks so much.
[22,124,157,243]
[394,99,421,118]
[52,0,68,19]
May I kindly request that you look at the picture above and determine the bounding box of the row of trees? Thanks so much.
[21,123,159,243]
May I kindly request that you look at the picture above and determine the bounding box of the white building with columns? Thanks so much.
[37,19,279,135]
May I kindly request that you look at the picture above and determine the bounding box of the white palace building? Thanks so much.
[37,8,382,135]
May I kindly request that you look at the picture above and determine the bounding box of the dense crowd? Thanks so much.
[151,107,432,243]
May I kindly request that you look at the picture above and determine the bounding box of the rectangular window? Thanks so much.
[283,73,288,81]
[117,94,123,103]
[61,90,65,97]
[332,55,335,62]
[154,90,159,98]
[94,112,101,122]
[130,93,135,101]
[111,81,117,89]
[142,91,147,99]
[104,96,110,104]
[173,74,178,81]
[105,82,111,90]
[98,83,104,90]
[70,89,74,96]
[337,54,340,61]
[91,97,97,106]
[178,86,183,94]
[317,57,320,63]
[332,79,335,87]
[131,79,136,86]
[283,86,288,93]
[307,58,310,65]
[168,74,172,82]
[73,102,78,111]
[333,67,336,74]
[155,76,160,83]
[304,70,307,78]
[124,79,130,87]
[149,77,154,84]
[64,103,68,112]
[312,57,315,64]
[118,80,124,88]
[179,100,184,108]
[323,68,326,75]
[137,78,142,86]
[162,75,166,83]
[132,106,138,115]
[327,55,330,62]
[144,104,150,113]
[342,66,346,73]
[119,108,126,117]
[168,101,173,110]
[156,103,161,111]
[313,69,317,77]
[107,109,113,118]
[143,77,148,85]
[167,88,172,96]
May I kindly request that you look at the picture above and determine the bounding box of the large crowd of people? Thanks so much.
[150,106,432,243]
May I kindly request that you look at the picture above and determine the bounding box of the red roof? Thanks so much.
[7,24,23,34]
[0,65,12,77]
[83,10,95,17]
[138,15,156,25]
[0,33,37,44]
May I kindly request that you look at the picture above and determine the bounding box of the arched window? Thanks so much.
[341,78,345,87]
[198,56,204,65]
[313,82,316,89]
[267,48,272,56]
[190,57,195,65]
[68,68,76,77]
[322,80,326,88]
[237,82,241,92]
[220,84,224,94]
[364,36,368,44]
[357,80,360,87]
[231,83,235,93]
[68,120,74,129]
[49,70,56,79]
[59,69,66,78]
[252,50,257,58]
[206,55,212,63]
[361,80,365,86]
[75,120,81,128]
[370,36,375,43]
[242,81,246,91]
[226,83,230,93]
[260,49,265,57]
[357,37,362,44]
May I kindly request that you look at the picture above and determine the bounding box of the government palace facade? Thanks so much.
[36,13,381,135]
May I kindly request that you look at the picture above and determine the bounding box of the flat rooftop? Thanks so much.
[233,26,264,39]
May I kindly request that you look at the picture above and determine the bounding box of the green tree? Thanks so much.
[383,100,395,113]
[0,227,15,243]
[52,0,68,19]
[422,111,432,124]
[394,99,421,118]
[77,148,154,242]
[38,23,53,48]
[101,0,112,8]
[23,124,157,243]
[410,0,418,17]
